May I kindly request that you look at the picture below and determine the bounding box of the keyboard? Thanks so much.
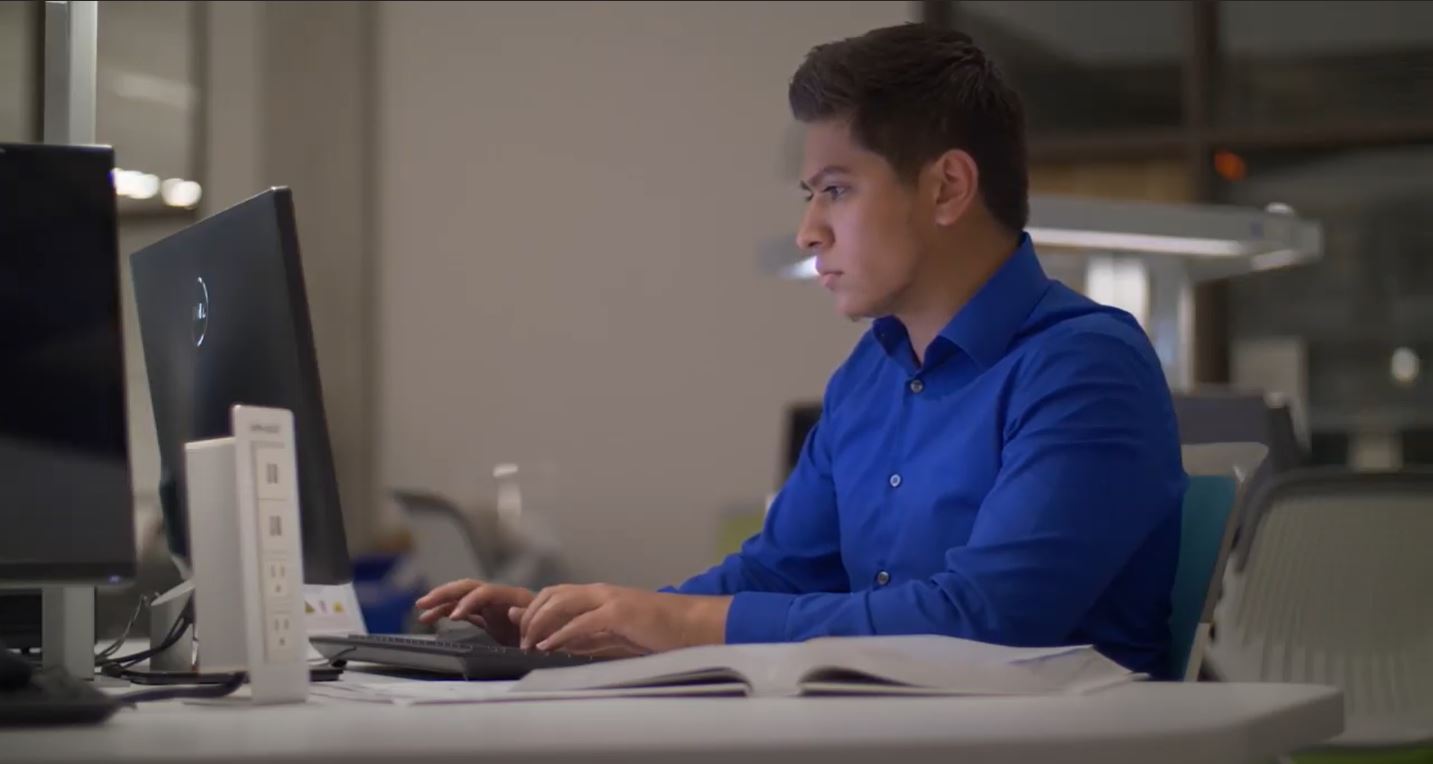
[310,633,608,680]
[0,666,122,726]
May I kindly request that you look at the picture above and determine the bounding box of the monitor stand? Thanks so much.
[148,581,197,672]
[41,586,95,679]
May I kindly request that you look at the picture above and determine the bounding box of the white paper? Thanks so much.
[309,679,747,705]
[310,680,518,705]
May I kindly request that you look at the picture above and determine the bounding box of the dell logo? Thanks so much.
[193,277,209,348]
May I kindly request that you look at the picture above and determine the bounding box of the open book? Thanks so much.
[511,635,1143,699]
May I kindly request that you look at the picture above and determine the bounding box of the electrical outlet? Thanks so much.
[267,611,298,658]
[264,557,290,598]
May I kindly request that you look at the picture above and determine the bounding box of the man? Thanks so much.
[417,23,1186,677]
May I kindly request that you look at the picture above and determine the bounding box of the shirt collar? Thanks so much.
[874,233,1051,371]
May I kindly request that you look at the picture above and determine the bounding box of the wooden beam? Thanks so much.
[921,0,951,28]
[1188,0,1229,386]
[1029,131,1187,162]
[1211,119,1433,152]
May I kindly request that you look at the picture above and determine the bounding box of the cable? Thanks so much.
[99,606,192,669]
[95,592,156,661]
[117,671,245,704]
[104,611,188,668]
[314,646,356,666]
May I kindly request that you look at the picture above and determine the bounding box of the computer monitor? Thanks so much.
[782,403,822,484]
[130,188,351,585]
[0,143,136,587]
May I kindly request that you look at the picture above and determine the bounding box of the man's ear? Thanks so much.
[929,149,979,227]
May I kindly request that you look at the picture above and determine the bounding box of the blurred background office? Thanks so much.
[2,0,1430,598]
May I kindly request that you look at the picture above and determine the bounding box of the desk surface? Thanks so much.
[5,675,1341,764]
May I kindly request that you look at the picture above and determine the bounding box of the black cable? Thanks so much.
[95,592,156,661]
[107,612,187,668]
[117,671,245,704]
[99,607,192,669]
[310,646,354,666]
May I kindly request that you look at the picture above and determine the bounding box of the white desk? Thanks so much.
[6,674,1341,764]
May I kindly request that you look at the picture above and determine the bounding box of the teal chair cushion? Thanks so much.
[1169,474,1238,679]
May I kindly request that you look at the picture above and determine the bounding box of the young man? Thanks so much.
[417,23,1186,677]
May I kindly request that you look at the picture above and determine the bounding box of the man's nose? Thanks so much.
[796,204,832,252]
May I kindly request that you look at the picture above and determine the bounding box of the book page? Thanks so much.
[512,643,806,695]
[795,636,1141,695]
[311,679,748,705]
[512,636,1140,698]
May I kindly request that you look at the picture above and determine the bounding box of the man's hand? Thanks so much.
[512,584,730,655]
[414,579,536,647]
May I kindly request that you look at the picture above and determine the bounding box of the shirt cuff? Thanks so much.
[725,591,795,643]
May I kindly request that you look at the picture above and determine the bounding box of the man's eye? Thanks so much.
[824,185,848,200]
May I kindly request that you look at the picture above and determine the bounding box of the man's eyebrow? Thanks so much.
[798,165,851,191]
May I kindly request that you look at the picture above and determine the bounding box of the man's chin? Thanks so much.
[832,297,877,322]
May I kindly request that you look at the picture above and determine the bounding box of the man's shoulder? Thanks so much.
[1010,283,1166,382]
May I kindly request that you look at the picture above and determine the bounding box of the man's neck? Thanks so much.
[897,228,1020,366]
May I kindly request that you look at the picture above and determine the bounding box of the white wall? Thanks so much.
[376,1,908,586]
[0,2,35,141]
[123,1,377,552]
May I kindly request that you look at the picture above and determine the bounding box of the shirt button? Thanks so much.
[888,473,902,488]
[909,379,924,394]
[875,570,891,586]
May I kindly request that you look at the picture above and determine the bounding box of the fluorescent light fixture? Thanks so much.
[117,169,160,200]
[1391,347,1420,387]
[1248,249,1303,271]
[1027,195,1321,272]
[782,257,819,280]
[112,167,202,207]
[161,178,203,208]
[1026,227,1247,258]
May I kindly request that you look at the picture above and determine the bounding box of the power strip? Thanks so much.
[185,405,308,704]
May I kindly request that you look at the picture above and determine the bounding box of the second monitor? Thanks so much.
[130,188,351,585]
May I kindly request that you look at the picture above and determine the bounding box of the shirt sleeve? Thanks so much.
[719,331,1186,648]
[663,369,851,617]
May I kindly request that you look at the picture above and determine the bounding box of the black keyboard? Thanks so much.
[0,666,121,726]
[310,633,608,680]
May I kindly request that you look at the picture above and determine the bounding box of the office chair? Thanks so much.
[1206,469,1433,750]
[1172,443,1268,682]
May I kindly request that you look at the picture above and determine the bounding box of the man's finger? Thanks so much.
[415,578,482,607]
[450,582,500,621]
[416,604,454,624]
[414,591,463,611]
[518,586,563,641]
[415,579,482,608]
[477,604,515,627]
[452,583,536,621]
[522,590,600,650]
[536,607,610,652]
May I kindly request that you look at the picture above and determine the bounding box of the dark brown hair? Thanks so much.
[789,24,1029,232]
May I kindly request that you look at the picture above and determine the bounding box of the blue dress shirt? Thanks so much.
[670,234,1186,678]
